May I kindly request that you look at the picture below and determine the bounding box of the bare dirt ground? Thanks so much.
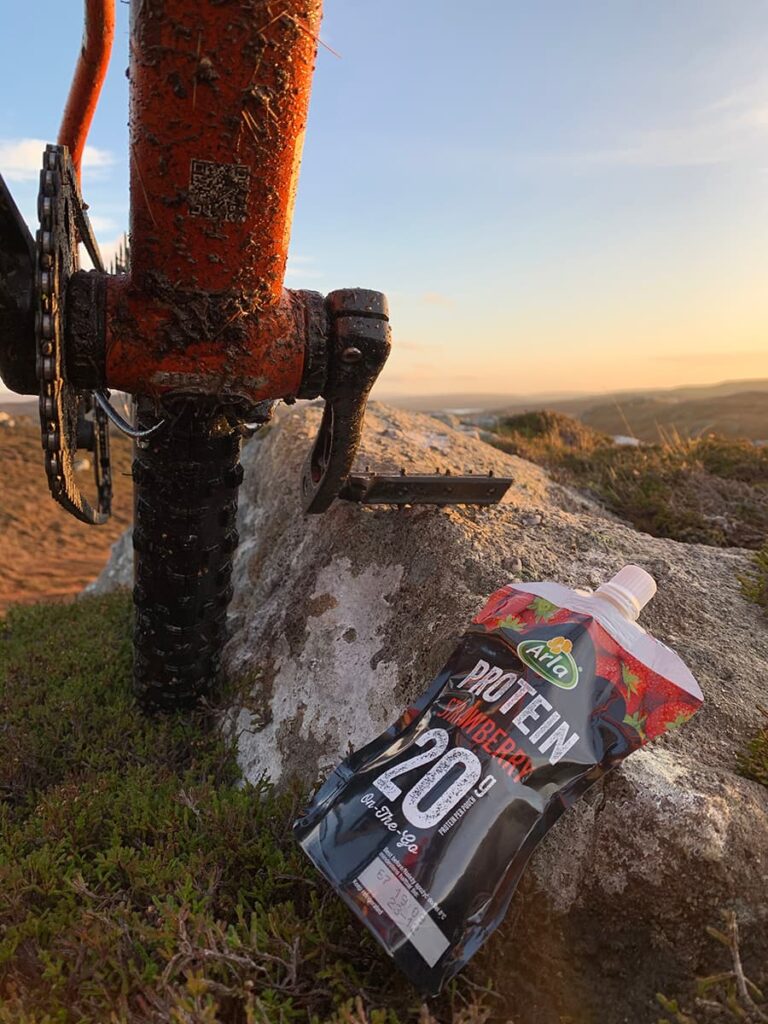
[0,416,133,615]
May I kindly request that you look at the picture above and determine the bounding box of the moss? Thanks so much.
[0,594,489,1023]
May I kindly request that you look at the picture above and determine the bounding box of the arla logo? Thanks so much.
[517,636,580,690]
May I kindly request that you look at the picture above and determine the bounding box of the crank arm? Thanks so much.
[339,471,512,506]
[301,290,391,513]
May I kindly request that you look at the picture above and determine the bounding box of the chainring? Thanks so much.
[36,145,111,525]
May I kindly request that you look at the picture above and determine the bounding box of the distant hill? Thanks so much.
[0,399,37,420]
[376,391,590,412]
[381,379,768,418]
[0,417,132,613]
[581,391,768,443]
[384,379,768,442]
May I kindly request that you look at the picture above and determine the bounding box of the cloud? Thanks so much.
[284,253,324,281]
[421,291,455,307]
[522,80,768,171]
[0,138,115,182]
[658,350,767,365]
[87,214,118,234]
[392,339,437,351]
[81,145,115,173]
[79,233,127,272]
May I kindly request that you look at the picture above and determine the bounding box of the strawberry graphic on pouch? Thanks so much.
[644,700,696,739]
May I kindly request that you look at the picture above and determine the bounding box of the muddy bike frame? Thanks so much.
[47,2,506,519]
[63,0,330,408]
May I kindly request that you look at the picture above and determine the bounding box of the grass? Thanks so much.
[656,912,766,1024]
[487,412,768,549]
[736,544,768,784]
[736,543,768,784]
[737,710,768,789]
[739,541,768,614]
[0,593,494,1023]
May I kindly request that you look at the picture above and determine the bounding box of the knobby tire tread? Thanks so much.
[132,398,242,711]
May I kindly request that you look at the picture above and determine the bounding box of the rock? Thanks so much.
[429,411,461,430]
[222,403,574,786]
[521,511,544,527]
[0,411,16,429]
[504,554,523,576]
[92,401,768,1023]
[86,528,133,594]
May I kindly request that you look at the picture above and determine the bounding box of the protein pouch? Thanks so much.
[293,565,704,995]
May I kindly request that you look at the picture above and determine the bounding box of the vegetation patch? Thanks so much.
[656,912,766,1023]
[736,539,768,780]
[2,592,765,1023]
[487,412,768,548]
[737,711,768,790]
[739,542,768,614]
[0,594,499,1023]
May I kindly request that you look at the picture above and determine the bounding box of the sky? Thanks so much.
[2,1,768,399]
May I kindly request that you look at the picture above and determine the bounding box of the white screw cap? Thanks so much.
[594,565,657,621]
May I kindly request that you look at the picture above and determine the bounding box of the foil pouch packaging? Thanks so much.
[294,566,703,995]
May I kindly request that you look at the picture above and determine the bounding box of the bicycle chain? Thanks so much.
[36,145,111,525]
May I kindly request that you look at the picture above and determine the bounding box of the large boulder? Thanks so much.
[92,401,768,1023]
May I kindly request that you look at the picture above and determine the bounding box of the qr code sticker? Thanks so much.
[188,159,251,222]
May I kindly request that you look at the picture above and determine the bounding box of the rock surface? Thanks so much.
[92,401,768,1024]
[86,528,133,595]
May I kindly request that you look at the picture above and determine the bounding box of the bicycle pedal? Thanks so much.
[338,470,512,506]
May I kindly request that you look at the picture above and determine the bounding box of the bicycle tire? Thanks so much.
[131,397,243,711]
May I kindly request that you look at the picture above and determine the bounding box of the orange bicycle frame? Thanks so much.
[65,0,324,406]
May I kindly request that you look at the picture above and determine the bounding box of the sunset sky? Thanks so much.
[1,1,767,398]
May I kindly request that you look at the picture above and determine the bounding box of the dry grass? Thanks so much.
[0,418,133,614]
[487,411,768,549]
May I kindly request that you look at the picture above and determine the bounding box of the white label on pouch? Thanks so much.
[357,856,450,967]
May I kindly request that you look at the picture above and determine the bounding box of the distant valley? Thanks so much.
[384,378,768,442]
